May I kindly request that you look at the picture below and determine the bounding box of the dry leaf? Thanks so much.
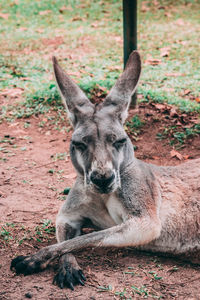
[158,6,165,10]
[160,47,170,57]
[96,84,108,93]
[162,87,175,93]
[170,107,178,118]
[19,77,31,81]
[59,15,64,21]
[175,18,185,26]
[160,51,169,57]
[68,71,81,78]
[45,131,51,136]
[152,156,160,160]
[18,27,28,31]
[183,89,191,96]
[42,118,48,122]
[114,36,122,43]
[170,149,183,160]
[183,155,190,160]
[91,22,98,28]
[48,74,54,81]
[153,0,159,5]
[164,12,172,17]
[0,189,6,197]
[153,103,166,110]
[0,13,9,19]
[39,10,52,15]
[1,88,24,97]
[145,58,162,66]
[71,16,83,21]
[36,28,44,33]
[108,66,121,71]
[141,2,150,12]
[165,73,186,77]
[190,118,200,124]
[178,40,188,45]
[59,5,73,13]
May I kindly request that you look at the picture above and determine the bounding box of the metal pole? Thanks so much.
[123,0,137,107]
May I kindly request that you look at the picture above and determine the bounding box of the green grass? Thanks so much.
[34,219,55,242]
[0,0,199,121]
[157,123,200,147]
[125,115,145,141]
[0,219,55,246]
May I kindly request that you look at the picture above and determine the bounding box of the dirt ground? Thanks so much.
[0,100,200,300]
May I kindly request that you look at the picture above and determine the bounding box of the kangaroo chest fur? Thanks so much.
[105,193,128,225]
[85,191,129,229]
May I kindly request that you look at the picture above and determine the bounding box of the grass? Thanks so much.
[0,219,55,245]
[0,224,14,241]
[157,123,200,147]
[96,264,165,299]
[0,0,199,122]
[125,115,145,141]
[34,219,55,243]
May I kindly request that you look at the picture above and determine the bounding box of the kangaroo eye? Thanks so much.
[113,138,127,149]
[72,141,87,152]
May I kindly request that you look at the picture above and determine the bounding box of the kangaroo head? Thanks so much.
[53,51,141,194]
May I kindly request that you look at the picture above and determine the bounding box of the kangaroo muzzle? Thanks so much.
[90,169,115,194]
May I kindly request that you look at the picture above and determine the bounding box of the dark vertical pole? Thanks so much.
[123,0,137,107]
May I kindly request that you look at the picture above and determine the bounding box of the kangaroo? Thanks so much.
[11,51,200,290]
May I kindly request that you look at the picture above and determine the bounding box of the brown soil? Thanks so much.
[0,101,200,300]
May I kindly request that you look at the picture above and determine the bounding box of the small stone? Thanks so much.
[63,187,70,195]
[25,292,32,298]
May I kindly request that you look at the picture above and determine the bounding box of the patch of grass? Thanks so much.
[148,270,163,280]
[127,115,145,130]
[97,285,113,292]
[15,84,62,118]
[157,123,200,147]
[1,83,64,121]
[131,285,149,297]
[34,219,55,243]
[0,224,14,242]
[138,88,200,113]
[0,136,15,144]
[114,289,127,298]
[0,219,56,246]
[57,195,67,201]
[131,284,164,298]
[0,0,199,121]
[51,152,68,161]
[125,115,145,140]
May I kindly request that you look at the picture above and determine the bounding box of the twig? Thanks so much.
[162,275,200,287]
[17,161,56,173]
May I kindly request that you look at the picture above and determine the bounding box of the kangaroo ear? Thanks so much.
[52,57,94,127]
[102,51,141,124]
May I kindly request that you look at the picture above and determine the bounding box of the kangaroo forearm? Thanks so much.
[56,222,81,243]
[41,217,162,261]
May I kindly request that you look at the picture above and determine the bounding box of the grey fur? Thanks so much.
[11,51,200,290]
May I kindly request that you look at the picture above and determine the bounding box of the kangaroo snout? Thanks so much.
[90,169,115,193]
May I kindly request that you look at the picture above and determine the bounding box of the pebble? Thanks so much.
[25,292,33,298]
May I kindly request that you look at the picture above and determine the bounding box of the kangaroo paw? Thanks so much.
[53,262,86,290]
[10,255,42,275]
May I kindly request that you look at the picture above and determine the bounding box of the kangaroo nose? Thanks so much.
[90,170,115,189]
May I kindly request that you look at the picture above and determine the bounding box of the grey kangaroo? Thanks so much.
[11,51,200,290]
